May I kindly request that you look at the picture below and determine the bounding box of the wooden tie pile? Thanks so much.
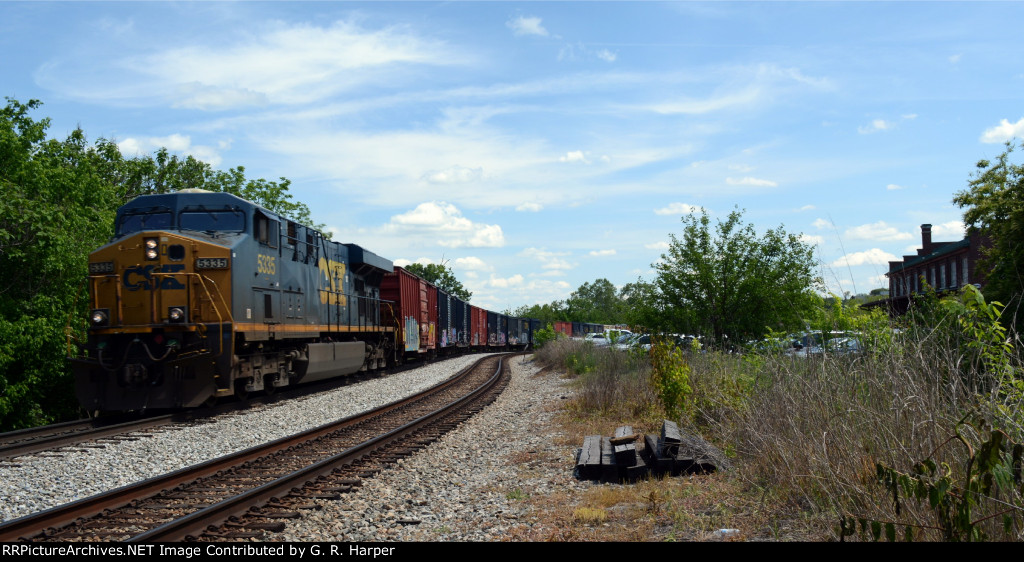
[575,420,730,483]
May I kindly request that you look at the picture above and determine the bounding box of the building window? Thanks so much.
[963,257,969,285]
[940,263,946,289]
[951,259,957,288]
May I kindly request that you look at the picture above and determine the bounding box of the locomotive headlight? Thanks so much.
[168,306,187,323]
[145,238,159,260]
[90,309,109,327]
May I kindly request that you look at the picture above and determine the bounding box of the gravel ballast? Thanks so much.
[275,354,588,542]
[0,354,520,524]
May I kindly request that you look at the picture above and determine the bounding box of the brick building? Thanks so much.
[874,224,987,315]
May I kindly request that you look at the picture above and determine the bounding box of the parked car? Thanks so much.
[615,333,651,352]
[787,331,863,358]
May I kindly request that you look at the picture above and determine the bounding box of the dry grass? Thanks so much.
[688,332,1024,541]
[524,329,1024,542]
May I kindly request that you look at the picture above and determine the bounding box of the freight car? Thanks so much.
[70,190,550,413]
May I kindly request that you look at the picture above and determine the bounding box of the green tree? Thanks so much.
[953,141,1024,327]
[565,278,624,324]
[653,208,820,344]
[1,99,123,429]
[506,302,566,325]
[404,262,473,301]
[0,98,326,430]
[620,278,664,331]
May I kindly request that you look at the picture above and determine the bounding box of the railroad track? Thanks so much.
[0,357,446,462]
[0,353,512,542]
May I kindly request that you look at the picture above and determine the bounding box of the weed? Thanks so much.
[572,507,608,524]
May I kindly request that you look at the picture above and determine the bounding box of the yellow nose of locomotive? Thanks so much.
[87,233,232,330]
[76,231,233,411]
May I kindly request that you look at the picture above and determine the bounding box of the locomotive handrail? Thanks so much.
[86,274,123,327]
[147,271,234,356]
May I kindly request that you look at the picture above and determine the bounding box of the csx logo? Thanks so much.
[123,265,186,291]
[257,254,276,275]
[318,257,347,305]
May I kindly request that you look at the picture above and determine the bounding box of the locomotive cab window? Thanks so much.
[254,212,279,248]
[117,211,172,235]
[179,208,245,232]
[287,221,300,261]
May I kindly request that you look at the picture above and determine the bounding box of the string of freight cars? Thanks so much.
[70,189,604,413]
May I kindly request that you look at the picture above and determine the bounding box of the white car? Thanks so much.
[614,333,651,352]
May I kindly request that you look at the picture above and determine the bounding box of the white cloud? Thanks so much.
[845,221,912,242]
[949,54,962,64]
[117,134,223,166]
[858,119,892,134]
[868,274,888,287]
[489,274,524,288]
[507,16,548,37]
[558,43,619,63]
[422,166,483,184]
[66,20,466,110]
[886,184,904,191]
[980,117,1024,144]
[393,257,435,268]
[559,150,590,164]
[655,202,703,216]
[859,114,916,135]
[589,249,616,257]
[800,234,824,246]
[645,241,670,250]
[931,220,966,239]
[645,88,762,115]
[831,248,899,267]
[542,259,574,271]
[521,247,575,275]
[515,202,543,212]
[726,176,777,187]
[453,256,492,272]
[796,205,815,212]
[387,201,505,248]
[812,218,831,229]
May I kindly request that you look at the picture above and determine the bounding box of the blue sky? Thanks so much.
[4,2,1023,312]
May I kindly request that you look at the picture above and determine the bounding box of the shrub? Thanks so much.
[533,323,559,349]
[648,339,692,420]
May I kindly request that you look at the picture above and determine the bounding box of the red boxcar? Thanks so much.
[381,267,437,357]
[469,304,487,348]
[553,321,573,339]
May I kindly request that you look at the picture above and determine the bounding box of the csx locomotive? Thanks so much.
[72,189,397,411]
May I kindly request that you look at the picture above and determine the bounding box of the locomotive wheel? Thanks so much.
[234,379,249,401]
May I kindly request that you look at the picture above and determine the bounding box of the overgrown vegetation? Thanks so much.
[536,339,658,424]
[537,286,1024,541]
